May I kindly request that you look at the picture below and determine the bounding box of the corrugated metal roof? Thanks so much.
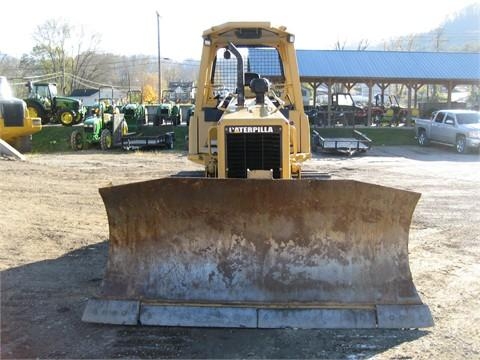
[297,50,480,82]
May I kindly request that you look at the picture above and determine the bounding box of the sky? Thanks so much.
[1,0,478,61]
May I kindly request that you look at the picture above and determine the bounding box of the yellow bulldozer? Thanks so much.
[0,76,42,155]
[83,22,433,329]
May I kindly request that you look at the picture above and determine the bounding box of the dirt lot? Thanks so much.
[1,145,479,359]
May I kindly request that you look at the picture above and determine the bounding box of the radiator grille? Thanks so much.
[226,131,281,178]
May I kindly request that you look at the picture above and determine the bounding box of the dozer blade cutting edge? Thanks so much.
[83,178,433,329]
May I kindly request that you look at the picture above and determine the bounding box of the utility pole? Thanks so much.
[156,11,161,102]
[62,54,66,95]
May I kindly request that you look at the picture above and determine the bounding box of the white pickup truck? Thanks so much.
[415,109,480,153]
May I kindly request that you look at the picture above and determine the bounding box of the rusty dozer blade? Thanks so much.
[83,178,433,329]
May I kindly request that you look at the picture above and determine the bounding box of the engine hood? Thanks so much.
[55,96,81,105]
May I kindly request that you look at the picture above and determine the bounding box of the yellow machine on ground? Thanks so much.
[83,22,433,329]
[0,76,42,153]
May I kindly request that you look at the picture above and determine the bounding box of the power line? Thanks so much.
[67,73,130,90]
[24,72,63,80]
[11,73,61,86]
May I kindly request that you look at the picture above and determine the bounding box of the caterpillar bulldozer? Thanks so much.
[83,22,433,329]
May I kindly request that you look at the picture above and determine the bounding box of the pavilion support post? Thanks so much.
[367,81,374,126]
[413,84,424,109]
[308,82,323,107]
[327,79,333,127]
[446,81,456,108]
[406,84,413,126]
[343,82,356,92]
[376,83,390,105]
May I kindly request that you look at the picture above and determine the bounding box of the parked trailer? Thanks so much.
[121,121,176,150]
[121,131,174,150]
[312,129,371,156]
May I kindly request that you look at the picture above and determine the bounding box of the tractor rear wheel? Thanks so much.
[27,103,48,124]
[59,110,76,126]
[74,111,84,124]
[70,130,84,151]
[100,129,112,150]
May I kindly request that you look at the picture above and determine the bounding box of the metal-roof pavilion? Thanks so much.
[297,50,479,85]
[295,50,479,123]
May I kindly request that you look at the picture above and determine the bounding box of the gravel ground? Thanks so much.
[1,145,479,359]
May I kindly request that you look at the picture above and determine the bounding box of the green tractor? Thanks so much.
[156,90,181,126]
[70,86,126,151]
[120,90,147,132]
[25,81,86,126]
[120,89,175,150]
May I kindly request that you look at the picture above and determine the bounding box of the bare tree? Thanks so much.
[334,40,347,51]
[331,39,369,92]
[70,26,101,90]
[433,27,446,52]
[30,18,104,95]
[27,19,198,97]
[430,27,446,100]
[0,55,20,80]
[383,34,418,99]
[334,38,369,51]
[357,39,369,51]
[31,19,70,93]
